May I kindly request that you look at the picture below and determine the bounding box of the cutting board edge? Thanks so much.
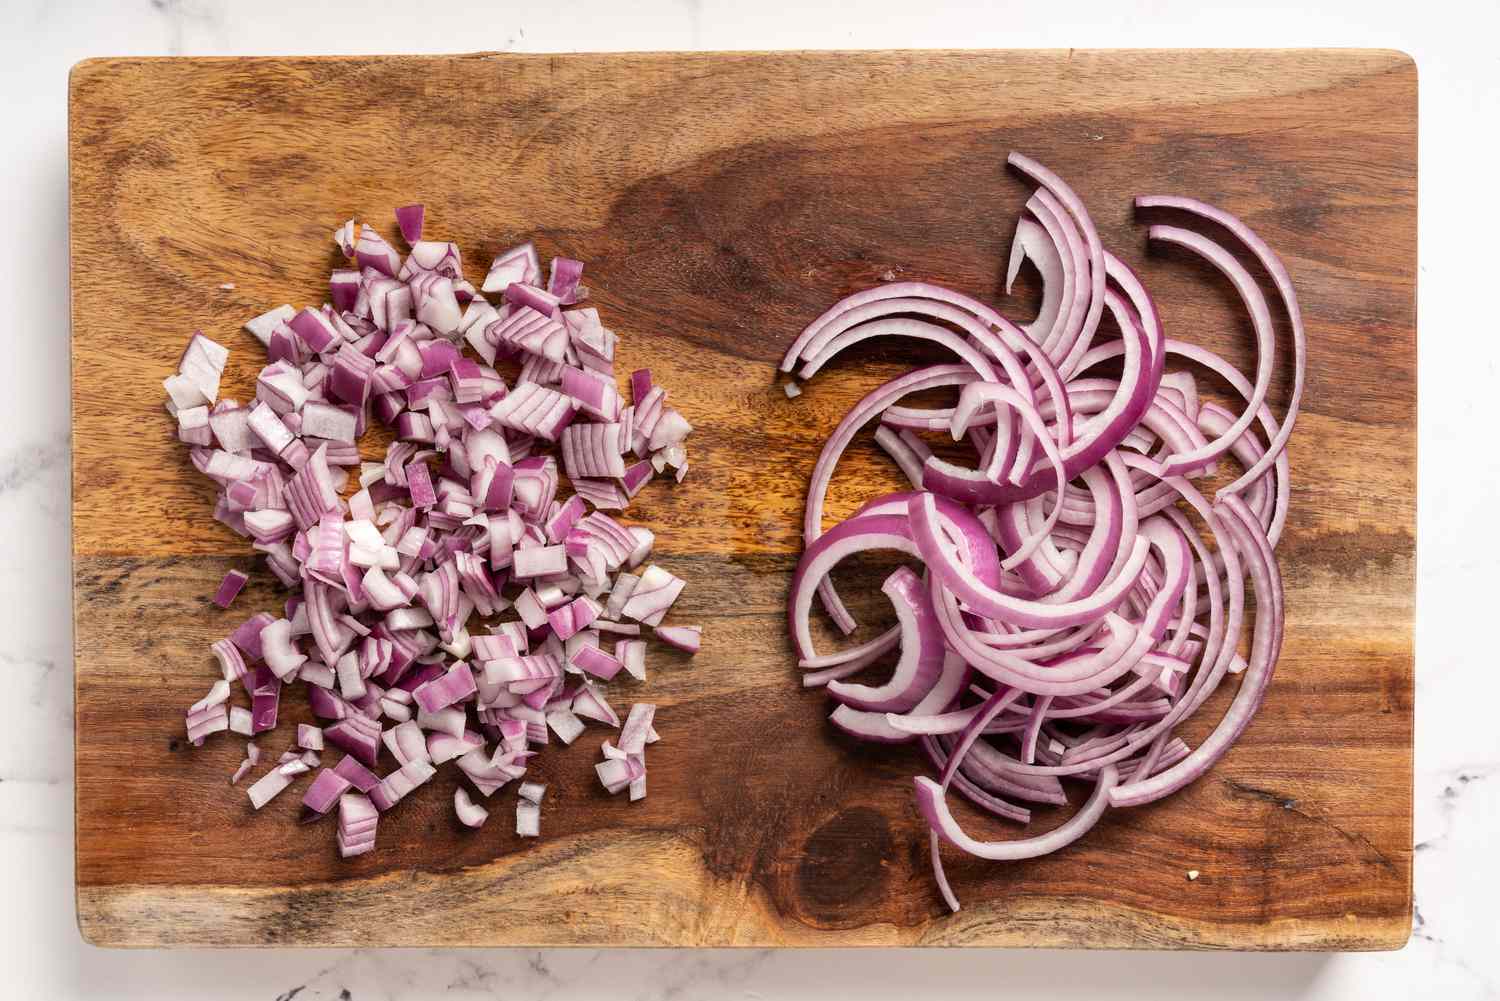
[66,46,1420,86]
[74,882,1414,951]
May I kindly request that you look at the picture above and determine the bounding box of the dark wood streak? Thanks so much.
[71,50,1413,948]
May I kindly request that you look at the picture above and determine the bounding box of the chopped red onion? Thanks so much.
[654,625,700,655]
[615,639,646,681]
[302,768,352,815]
[619,565,683,626]
[594,756,635,795]
[185,701,228,745]
[617,702,655,756]
[628,759,647,802]
[395,204,425,244]
[571,684,620,727]
[332,754,380,793]
[228,706,254,736]
[211,638,248,683]
[504,281,562,318]
[512,545,567,579]
[515,799,541,837]
[211,569,250,608]
[172,214,698,858]
[370,758,436,812]
[454,786,489,828]
[571,643,624,681]
[547,257,586,304]
[337,791,378,857]
[412,661,477,712]
[229,751,256,784]
[482,243,541,293]
[244,305,295,346]
[246,764,296,810]
[544,708,585,745]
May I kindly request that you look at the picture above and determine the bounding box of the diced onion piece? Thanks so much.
[454,786,490,828]
[516,800,541,837]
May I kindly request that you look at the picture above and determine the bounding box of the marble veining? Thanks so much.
[5,0,1496,998]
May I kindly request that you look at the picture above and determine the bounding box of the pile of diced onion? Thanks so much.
[169,204,698,854]
[784,154,1303,909]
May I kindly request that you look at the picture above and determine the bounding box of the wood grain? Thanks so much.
[69,50,1416,949]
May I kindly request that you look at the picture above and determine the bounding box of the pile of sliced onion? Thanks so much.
[784,154,1302,910]
[168,206,696,856]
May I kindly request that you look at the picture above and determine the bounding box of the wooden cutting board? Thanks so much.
[69,49,1416,949]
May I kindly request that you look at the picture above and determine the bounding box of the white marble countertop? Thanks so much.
[6,1,1495,998]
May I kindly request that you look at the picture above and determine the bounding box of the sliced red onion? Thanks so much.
[1134,196,1304,498]
[1142,226,1275,479]
[783,159,1296,910]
